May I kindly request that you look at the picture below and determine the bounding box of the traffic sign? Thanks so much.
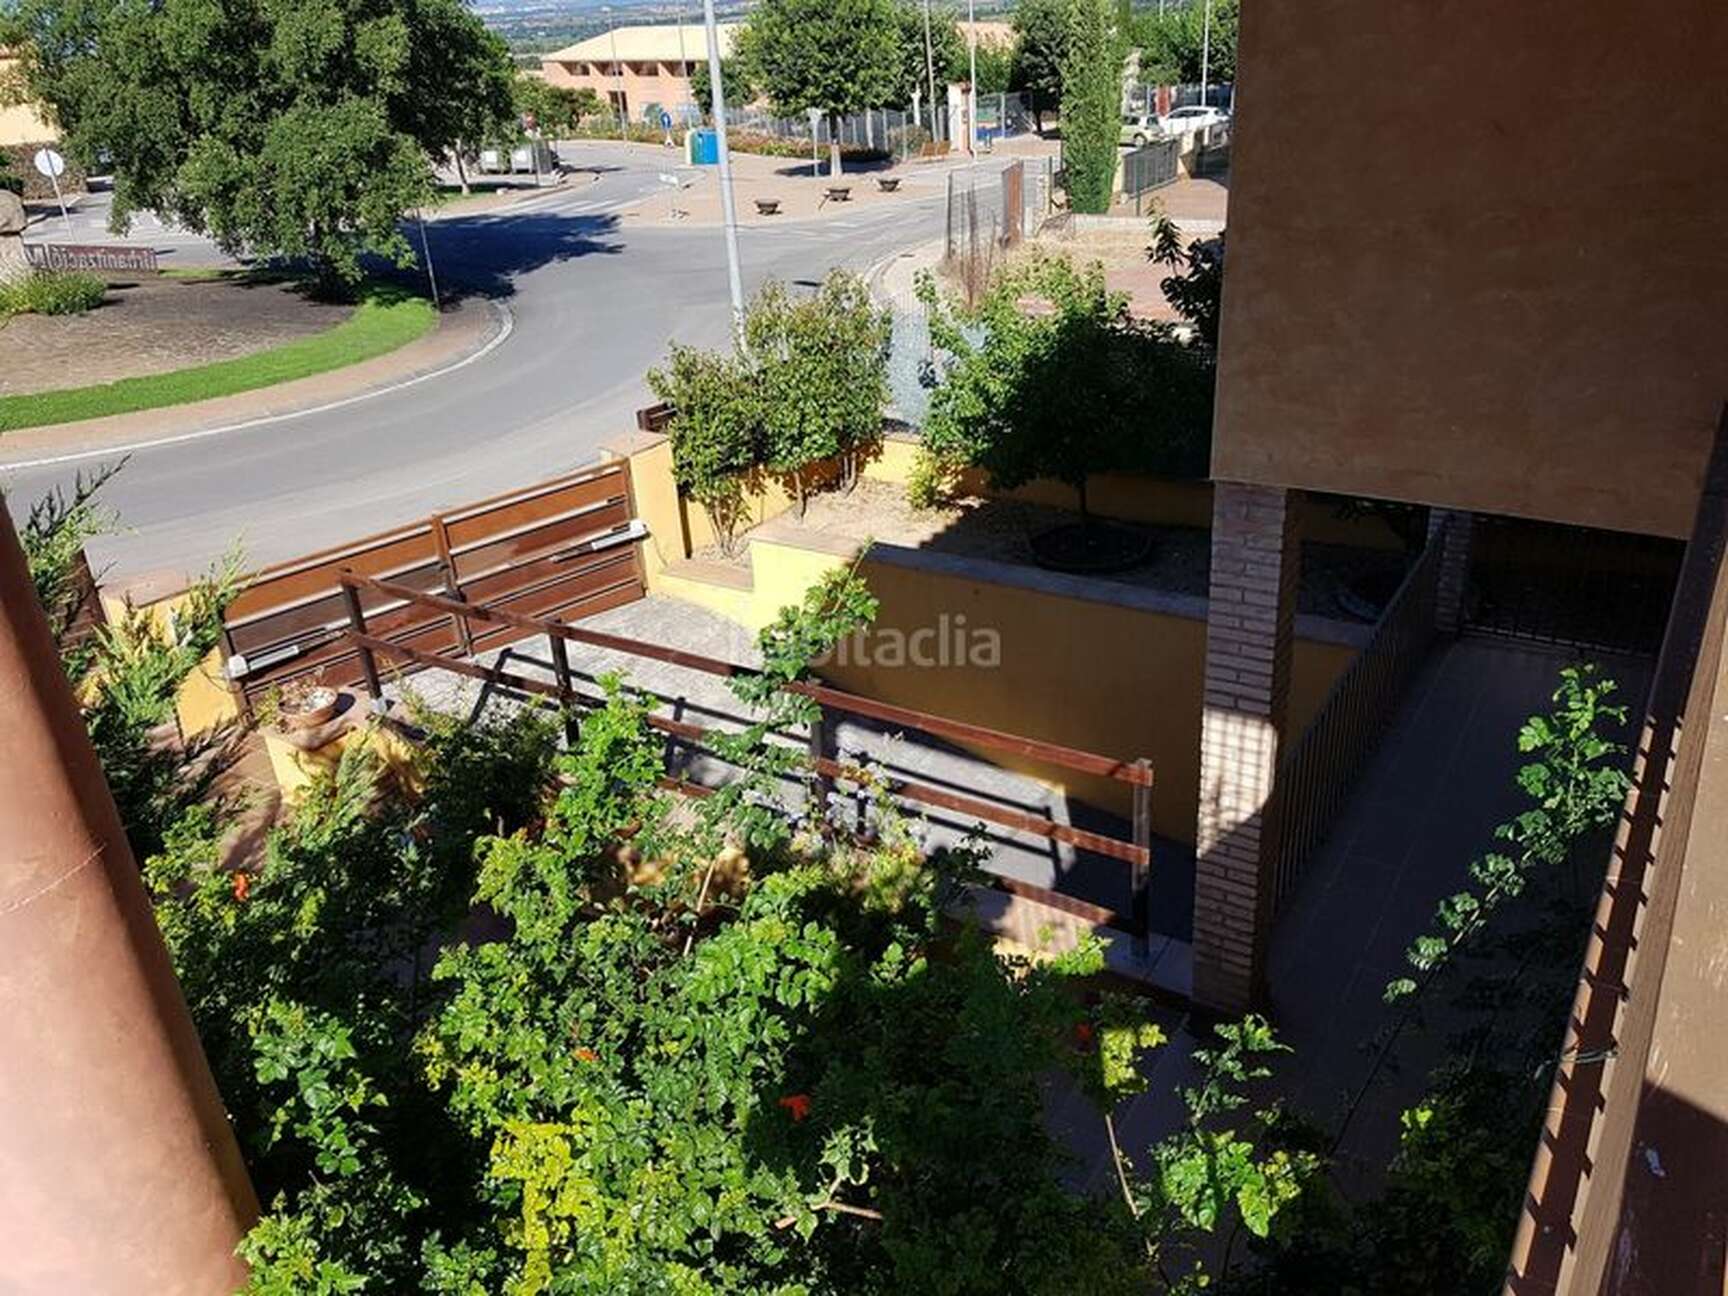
[660,110,673,130]
[32,148,66,179]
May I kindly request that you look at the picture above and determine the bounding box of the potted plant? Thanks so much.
[272,675,342,731]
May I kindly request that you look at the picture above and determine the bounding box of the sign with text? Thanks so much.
[25,242,160,274]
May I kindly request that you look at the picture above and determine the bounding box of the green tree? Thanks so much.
[1010,0,1070,134]
[917,253,1214,516]
[973,41,1016,94]
[12,0,516,290]
[1059,0,1125,214]
[737,0,903,176]
[891,2,965,109]
[513,76,598,139]
[747,273,892,513]
[1135,0,1237,87]
[692,57,754,117]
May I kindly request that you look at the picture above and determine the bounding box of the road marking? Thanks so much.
[0,302,516,471]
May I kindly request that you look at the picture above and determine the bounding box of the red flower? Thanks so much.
[574,1047,598,1064]
[231,872,251,903]
[778,1093,812,1123]
[1073,1022,1095,1049]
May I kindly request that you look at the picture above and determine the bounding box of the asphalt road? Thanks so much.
[3,144,975,582]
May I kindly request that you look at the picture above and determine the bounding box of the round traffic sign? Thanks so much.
[32,148,66,179]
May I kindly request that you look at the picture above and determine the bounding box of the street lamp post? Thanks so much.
[922,0,939,144]
[606,12,625,135]
[966,0,978,157]
[699,0,746,340]
[1200,0,1213,109]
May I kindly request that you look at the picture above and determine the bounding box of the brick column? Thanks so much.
[1426,508,1474,634]
[1193,483,1299,1013]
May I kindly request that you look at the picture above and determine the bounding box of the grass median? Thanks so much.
[0,284,438,433]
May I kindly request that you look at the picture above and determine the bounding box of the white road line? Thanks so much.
[0,302,516,471]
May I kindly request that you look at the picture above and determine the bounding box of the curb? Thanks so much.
[0,300,514,470]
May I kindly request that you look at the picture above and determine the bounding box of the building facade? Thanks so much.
[540,24,740,123]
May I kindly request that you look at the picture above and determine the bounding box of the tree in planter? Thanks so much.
[737,0,903,177]
[916,252,1214,517]
[647,343,763,555]
[12,0,515,290]
[1011,0,1070,135]
[1060,0,1126,214]
[747,274,892,514]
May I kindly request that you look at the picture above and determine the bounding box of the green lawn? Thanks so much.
[0,286,438,433]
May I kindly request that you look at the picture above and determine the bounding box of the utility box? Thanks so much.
[687,129,720,166]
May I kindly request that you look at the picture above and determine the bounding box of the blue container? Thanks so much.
[689,129,719,166]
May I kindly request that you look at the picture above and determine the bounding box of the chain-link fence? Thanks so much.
[704,92,1037,160]
[941,157,1057,303]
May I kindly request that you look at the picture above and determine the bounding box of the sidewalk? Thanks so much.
[0,294,508,466]
[596,137,1057,228]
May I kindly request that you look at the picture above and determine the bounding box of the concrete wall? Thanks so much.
[1212,0,1728,538]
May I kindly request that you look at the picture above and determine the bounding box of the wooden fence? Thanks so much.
[1268,528,1444,915]
[336,570,1158,946]
[221,463,644,711]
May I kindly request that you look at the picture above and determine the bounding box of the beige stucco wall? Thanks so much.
[542,57,700,117]
[1212,0,1728,539]
[0,52,57,147]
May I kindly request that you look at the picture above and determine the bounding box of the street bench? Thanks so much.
[754,198,782,215]
[876,177,901,193]
[824,185,852,203]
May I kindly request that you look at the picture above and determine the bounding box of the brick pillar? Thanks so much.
[1427,508,1474,634]
[1193,482,1299,1013]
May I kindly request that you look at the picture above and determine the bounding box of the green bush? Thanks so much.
[0,270,108,318]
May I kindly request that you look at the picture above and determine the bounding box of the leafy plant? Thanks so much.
[1134,0,1238,87]
[1010,0,1070,134]
[916,252,1214,513]
[0,269,108,318]
[1148,214,1225,349]
[647,342,762,554]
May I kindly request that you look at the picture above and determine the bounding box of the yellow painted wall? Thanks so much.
[96,586,244,736]
[262,721,421,805]
[816,553,1354,842]
[0,52,57,147]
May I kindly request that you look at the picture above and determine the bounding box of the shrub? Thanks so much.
[916,252,1214,514]
[0,270,108,318]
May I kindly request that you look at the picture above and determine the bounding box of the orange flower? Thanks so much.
[1073,1022,1095,1048]
[231,872,251,903]
[778,1093,812,1123]
[574,1047,598,1063]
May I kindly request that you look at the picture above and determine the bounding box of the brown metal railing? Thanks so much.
[337,570,1156,940]
[1268,528,1444,915]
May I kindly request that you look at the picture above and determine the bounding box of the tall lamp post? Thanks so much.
[922,0,939,144]
[966,0,978,157]
[1199,0,1213,108]
[699,0,746,339]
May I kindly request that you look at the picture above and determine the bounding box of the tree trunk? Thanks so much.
[794,471,808,517]
[828,112,843,177]
[455,148,471,196]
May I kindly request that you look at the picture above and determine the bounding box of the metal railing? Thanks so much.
[1123,139,1180,210]
[336,570,1157,943]
[1268,530,1444,914]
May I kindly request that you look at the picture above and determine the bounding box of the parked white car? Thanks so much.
[1120,113,1160,147]
[1158,105,1230,136]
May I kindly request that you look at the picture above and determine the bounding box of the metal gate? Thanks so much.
[1463,515,1684,656]
[1123,139,1179,211]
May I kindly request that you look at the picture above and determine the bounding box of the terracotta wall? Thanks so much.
[542,58,698,115]
[1212,0,1728,538]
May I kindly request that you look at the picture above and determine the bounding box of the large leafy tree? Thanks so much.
[1059,0,1125,214]
[1010,0,1069,134]
[736,0,902,176]
[11,0,515,288]
[1134,0,1238,87]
